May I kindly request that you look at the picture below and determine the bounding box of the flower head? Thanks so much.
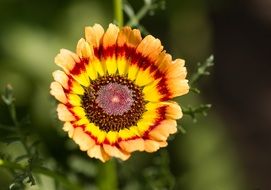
[50,24,189,162]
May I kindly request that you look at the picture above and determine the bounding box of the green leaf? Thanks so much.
[183,104,212,122]
[189,55,214,86]
[14,155,29,163]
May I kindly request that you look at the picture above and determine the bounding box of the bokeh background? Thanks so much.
[0,0,271,189]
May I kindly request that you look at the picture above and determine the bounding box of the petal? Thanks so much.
[92,59,105,77]
[116,27,142,75]
[73,127,95,151]
[148,120,177,141]
[143,80,163,102]
[137,119,154,136]
[52,70,69,89]
[117,27,142,48]
[76,38,94,59]
[155,51,172,71]
[136,35,163,63]
[86,61,98,80]
[118,127,138,140]
[63,122,74,138]
[55,49,79,73]
[135,68,155,87]
[57,104,75,121]
[67,94,81,106]
[162,101,183,119]
[106,131,119,144]
[103,144,130,161]
[119,138,144,152]
[50,82,67,103]
[127,64,139,81]
[167,78,189,97]
[71,106,86,118]
[166,59,187,79]
[102,24,119,49]
[102,24,119,75]
[71,71,90,87]
[116,57,128,75]
[105,57,117,75]
[85,123,106,143]
[75,117,89,125]
[144,140,161,153]
[85,24,104,48]
[87,145,110,163]
[69,79,85,95]
[158,141,168,148]
[127,28,142,47]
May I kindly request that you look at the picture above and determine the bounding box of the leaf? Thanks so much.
[189,55,214,86]
[15,155,29,163]
[123,0,135,18]
[183,104,212,122]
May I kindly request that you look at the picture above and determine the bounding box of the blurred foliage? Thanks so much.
[0,0,247,190]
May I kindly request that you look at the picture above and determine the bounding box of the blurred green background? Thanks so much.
[1,0,271,189]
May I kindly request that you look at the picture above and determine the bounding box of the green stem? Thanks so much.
[113,0,123,27]
[0,160,82,190]
[97,159,118,190]
[126,2,152,26]
[7,101,31,156]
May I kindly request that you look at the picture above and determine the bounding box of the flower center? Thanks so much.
[82,75,145,132]
[96,83,133,115]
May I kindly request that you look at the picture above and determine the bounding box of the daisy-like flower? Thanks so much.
[50,24,189,162]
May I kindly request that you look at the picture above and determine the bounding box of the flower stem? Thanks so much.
[3,84,31,156]
[113,0,123,27]
[97,159,118,190]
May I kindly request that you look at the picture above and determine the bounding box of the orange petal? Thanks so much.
[148,119,177,141]
[168,78,189,97]
[102,24,119,49]
[103,144,130,161]
[117,27,132,47]
[76,38,94,59]
[73,127,95,151]
[55,49,79,74]
[136,35,163,62]
[117,27,142,48]
[52,70,69,89]
[63,122,75,138]
[128,28,142,47]
[144,140,161,153]
[155,51,172,71]
[56,104,75,121]
[87,145,110,163]
[158,141,168,148]
[85,24,104,48]
[50,82,67,103]
[119,138,144,153]
[166,59,187,79]
[163,101,183,119]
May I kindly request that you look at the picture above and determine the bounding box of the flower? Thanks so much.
[50,24,189,162]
